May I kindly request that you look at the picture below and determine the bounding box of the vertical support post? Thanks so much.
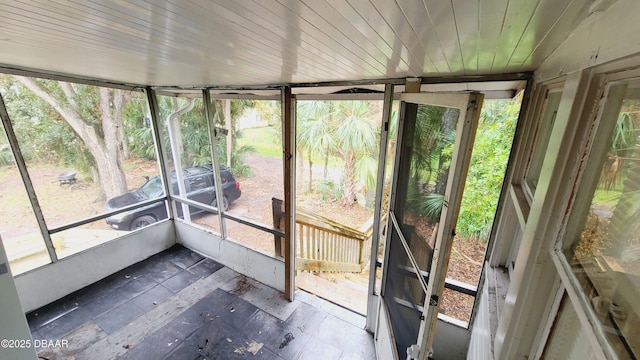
[165,99,193,222]
[225,99,232,168]
[380,78,420,297]
[0,92,58,263]
[282,86,295,300]
[365,83,394,331]
[272,198,284,257]
[419,93,483,359]
[203,90,227,239]
[145,88,176,222]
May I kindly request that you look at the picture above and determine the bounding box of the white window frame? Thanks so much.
[546,66,640,360]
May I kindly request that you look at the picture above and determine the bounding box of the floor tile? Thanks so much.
[284,302,328,336]
[27,293,81,330]
[167,246,204,269]
[163,320,233,360]
[116,275,158,299]
[314,314,375,360]
[78,286,129,318]
[161,270,200,293]
[217,297,260,329]
[130,284,173,311]
[125,252,185,282]
[296,335,343,360]
[94,301,145,335]
[125,326,182,360]
[116,352,139,360]
[28,245,376,360]
[187,257,224,278]
[242,309,311,359]
[207,325,282,360]
[37,306,92,340]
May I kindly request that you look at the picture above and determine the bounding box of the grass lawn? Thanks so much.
[237,127,345,168]
[237,127,281,158]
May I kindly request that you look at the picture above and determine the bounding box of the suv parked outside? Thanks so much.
[105,165,241,231]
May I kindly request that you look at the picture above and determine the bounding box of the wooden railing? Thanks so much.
[272,198,373,273]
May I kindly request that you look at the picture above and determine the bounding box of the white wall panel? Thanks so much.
[174,221,285,293]
[14,221,176,312]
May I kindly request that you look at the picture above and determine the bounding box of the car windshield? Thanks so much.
[138,176,164,198]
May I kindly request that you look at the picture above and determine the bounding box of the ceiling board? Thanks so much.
[0,0,593,87]
[423,0,465,73]
[519,0,592,70]
[452,0,480,75]
[505,0,574,69]
[490,0,542,72]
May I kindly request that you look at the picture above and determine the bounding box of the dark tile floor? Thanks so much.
[27,245,376,360]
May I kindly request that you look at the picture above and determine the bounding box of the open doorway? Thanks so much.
[292,94,389,315]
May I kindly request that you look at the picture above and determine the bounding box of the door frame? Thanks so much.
[375,91,483,359]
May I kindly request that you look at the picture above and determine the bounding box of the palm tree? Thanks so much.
[297,101,334,191]
[334,101,378,206]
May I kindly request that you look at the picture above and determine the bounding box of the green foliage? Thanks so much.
[456,98,520,241]
[297,100,379,203]
[254,100,281,128]
[236,127,281,158]
[0,76,90,168]
[0,146,12,166]
[404,105,457,222]
[129,126,157,160]
[0,125,13,166]
[413,192,445,221]
[611,109,637,156]
[125,95,157,160]
[317,180,343,201]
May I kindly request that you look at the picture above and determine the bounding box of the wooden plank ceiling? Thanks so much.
[0,0,593,87]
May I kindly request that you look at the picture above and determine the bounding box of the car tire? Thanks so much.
[129,215,156,231]
[212,195,229,212]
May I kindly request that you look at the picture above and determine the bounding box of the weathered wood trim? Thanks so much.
[282,86,295,301]
[295,258,362,273]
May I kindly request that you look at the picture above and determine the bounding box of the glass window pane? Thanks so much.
[221,98,282,254]
[543,293,596,360]
[155,93,220,234]
[442,98,520,322]
[0,130,50,274]
[526,91,562,193]
[53,219,126,259]
[384,218,424,357]
[400,103,459,275]
[440,288,475,324]
[0,75,162,257]
[563,80,640,359]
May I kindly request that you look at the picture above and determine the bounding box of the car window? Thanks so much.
[189,175,208,190]
[138,176,164,198]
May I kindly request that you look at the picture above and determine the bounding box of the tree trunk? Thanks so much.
[113,90,130,160]
[98,88,129,198]
[341,150,356,206]
[15,77,128,199]
[170,98,186,165]
[298,147,304,182]
[435,107,458,195]
[308,153,313,192]
[324,154,329,180]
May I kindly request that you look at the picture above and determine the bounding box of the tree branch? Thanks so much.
[14,76,95,147]
[59,81,78,108]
